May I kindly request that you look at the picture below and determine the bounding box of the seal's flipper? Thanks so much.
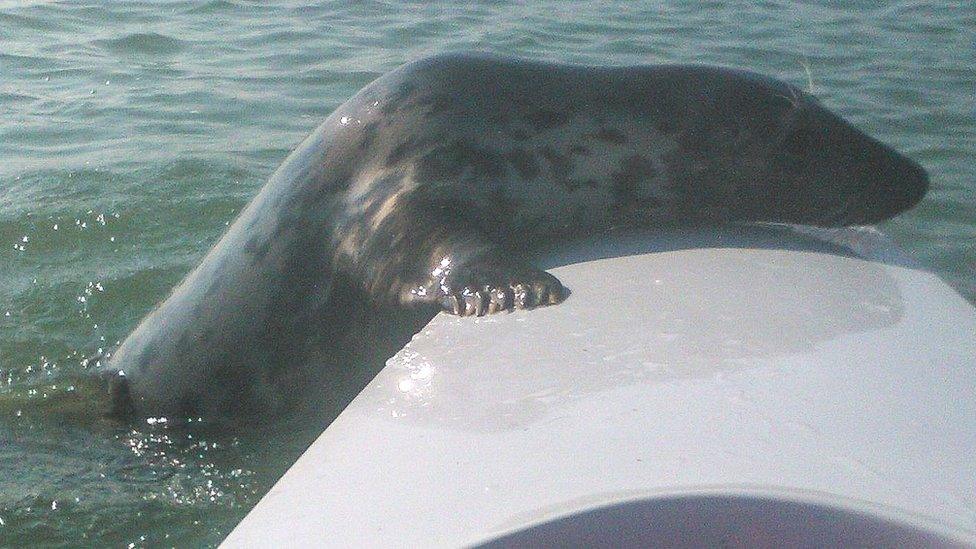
[355,190,564,316]
[103,369,136,420]
[438,254,564,316]
[401,250,564,316]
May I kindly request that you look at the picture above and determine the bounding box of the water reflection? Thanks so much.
[0,394,321,547]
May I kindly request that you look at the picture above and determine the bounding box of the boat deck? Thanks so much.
[224,226,976,547]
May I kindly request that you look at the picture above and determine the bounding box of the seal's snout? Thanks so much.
[786,105,930,226]
[850,138,929,224]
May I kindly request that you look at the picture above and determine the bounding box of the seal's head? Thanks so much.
[694,69,929,226]
[770,95,928,225]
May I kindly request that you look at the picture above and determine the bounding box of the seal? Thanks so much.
[103,52,928,422]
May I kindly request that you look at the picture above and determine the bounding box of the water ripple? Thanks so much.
[92,33,187,56]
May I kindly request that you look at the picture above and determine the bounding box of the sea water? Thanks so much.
[1,0,973,545]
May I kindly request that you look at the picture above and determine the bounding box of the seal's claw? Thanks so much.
[529,279,554,308]
[487,287,509,314]
[442,294,463,315]
[474,289,490,316]
[430,258,565,316]
[547,286,562,305]
[460,288,484,317]
[512,282,529,309]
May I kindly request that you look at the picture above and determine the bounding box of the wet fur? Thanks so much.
[104,53,928,422]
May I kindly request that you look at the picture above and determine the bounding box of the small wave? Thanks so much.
[0,91,36,103]
[0,51,58,70]
[0,10,62,31]
[259,29,320,44]
[149,157,253,184]
[183,0,244,15]
[93,32,186,56]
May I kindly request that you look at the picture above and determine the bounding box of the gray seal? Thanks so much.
[103,52,928,422]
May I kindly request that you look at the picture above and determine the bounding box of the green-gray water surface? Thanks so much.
[1,0,974,546]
